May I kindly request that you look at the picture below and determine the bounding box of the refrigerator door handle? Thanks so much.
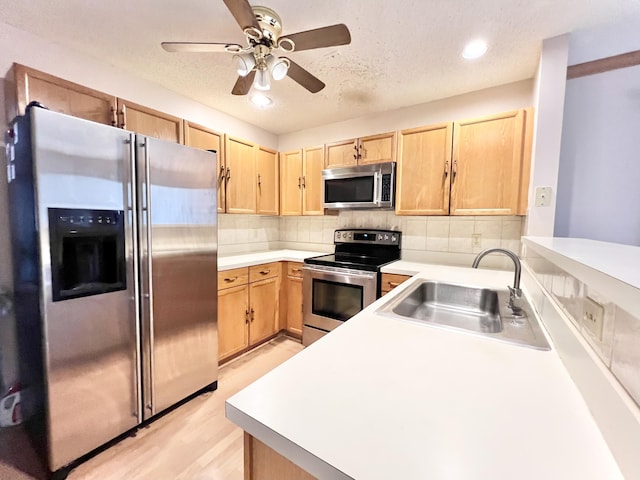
[139,137,156,417]
[127,134,143,423]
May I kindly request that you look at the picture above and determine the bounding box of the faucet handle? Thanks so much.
[508,285,522,299]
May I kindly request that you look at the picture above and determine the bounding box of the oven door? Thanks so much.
[303,264,377,341]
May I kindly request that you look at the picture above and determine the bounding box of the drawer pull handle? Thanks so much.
[291,268,301,273]
[388,281,400,287]
[224,276,238,283]
[259,269,271,275]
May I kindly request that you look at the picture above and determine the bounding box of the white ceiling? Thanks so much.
[1,0,640,135]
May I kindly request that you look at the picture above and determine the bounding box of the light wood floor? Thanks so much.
[0,336,304,480]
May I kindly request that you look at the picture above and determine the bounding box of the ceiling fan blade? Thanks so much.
[281,24,351,52]
[285,59,325,93]
[232,70,256,95]
[161,42,242,53]
[223,0,260,32]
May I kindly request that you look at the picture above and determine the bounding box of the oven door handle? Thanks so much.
[302,265,378,280]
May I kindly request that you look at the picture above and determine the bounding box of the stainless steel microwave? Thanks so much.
[322,162,396,209]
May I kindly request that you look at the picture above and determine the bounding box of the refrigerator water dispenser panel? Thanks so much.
[48,208,126,301]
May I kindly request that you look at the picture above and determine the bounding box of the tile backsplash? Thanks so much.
[525,250,640,408]
[220,211,525,268]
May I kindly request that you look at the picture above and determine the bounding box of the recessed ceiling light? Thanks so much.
[251,93,273,107]
[462,40,488,60]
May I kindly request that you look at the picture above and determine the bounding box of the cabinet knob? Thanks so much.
[250,308,255,321]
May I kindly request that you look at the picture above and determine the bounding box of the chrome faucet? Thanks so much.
[472,248,523,316]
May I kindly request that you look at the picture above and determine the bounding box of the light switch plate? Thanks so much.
[534,186,552,207]
[583,296,604,341]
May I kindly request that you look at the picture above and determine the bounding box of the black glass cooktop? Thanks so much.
[305,252,398,272]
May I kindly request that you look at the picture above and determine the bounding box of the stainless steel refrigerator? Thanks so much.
[6,106,218,477]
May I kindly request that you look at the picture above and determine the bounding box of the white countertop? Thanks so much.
[218,249,324,270]
[226,263,622,479]
[523,236,640,289]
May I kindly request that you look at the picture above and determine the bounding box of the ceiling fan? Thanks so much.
[161,0,351,95]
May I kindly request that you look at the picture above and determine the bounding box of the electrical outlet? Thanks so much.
[583,296,604,341]
[472,234,482,248]
[534,187,552,207]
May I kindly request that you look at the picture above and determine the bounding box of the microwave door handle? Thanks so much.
[374,171,381,206]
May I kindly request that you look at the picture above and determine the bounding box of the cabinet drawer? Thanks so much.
[381,273,411,293]
[249,262,280,282]
[287,262,304,278]
[218,267,249,289]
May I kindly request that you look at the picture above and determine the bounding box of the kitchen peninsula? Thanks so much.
[225,259,629,479]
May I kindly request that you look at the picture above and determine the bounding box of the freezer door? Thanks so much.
[137,136,218,419]
[27,109,140,470]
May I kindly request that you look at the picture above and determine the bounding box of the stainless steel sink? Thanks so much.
[377,280,550,350]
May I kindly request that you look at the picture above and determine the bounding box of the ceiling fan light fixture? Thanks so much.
[254,68,271,91]
[266,55,290,81]
[462,39,488,60]
[234,53,256,76]
[251,93,273,107]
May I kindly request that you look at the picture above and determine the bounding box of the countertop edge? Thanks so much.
[523,237,640,315]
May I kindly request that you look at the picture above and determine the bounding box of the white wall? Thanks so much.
[278,80,533,151]
[555,65,640,245]
[554,19,640,246]
[524,34,569,237]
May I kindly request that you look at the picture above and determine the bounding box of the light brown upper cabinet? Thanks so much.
[396,108,533,216]
[225,135,257,214]
[396,123,453,215]
[325,131,397,168]
[184,121,225,213]
[256,146,279,215]
[116,100,184,144]
[9,63,183,143]
[280,146,324,216]
[8,63,117,126]
[450,108,532,216]
[224,135,279,215]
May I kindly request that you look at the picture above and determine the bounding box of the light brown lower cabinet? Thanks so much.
[284,262,304,338]
[217,263,281,363]
[245,433,316,480]
[381,273,411,295]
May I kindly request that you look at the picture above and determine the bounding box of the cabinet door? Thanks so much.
[225,135,257,214]
[302,146,325,216]
[256,146,279,215]
[218,284,249,362]
[325,139,358,168]
[358,131,397,165]
[286,275,303,337]
[396,123,453,215]
[249,277,280,346]
[185,121,226,213]
[118,100,184,143]
[380,273,411,295]
[451,109,525,216]
[280,150,303,215]
[11,64,117,125]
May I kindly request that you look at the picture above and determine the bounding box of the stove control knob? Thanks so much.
[378,234,383,240]
[348,233,352,239]
[384,234,389,240]
[391,235,397,243]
